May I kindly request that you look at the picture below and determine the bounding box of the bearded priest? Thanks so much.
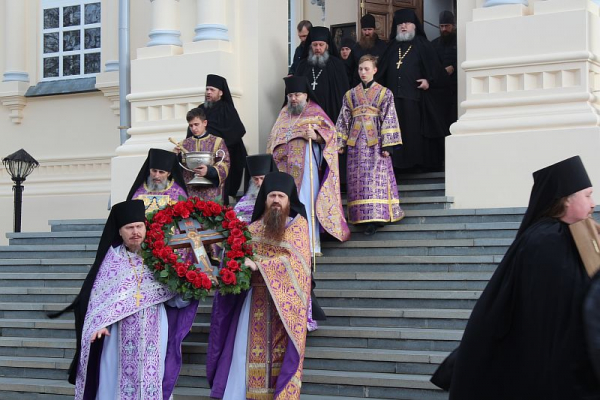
[267,76,350,256]
[49,200,198,399]
[207,172,312,400]
[127,148,188,213]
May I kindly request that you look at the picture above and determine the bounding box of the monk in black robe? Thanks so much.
[350,14,388,86]
[295,26,349,122]
[432,156,600,400]
[187,74,246,204]
[377,9,447,171]
[430,11,458,134]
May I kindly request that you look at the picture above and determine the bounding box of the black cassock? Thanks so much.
[431,33,458,133]
[187,101,247,202]
[295,56,349,123]
[435,218,600,400]
[377,36,447,170]
[349,39,388,86]
[295,56,350,186]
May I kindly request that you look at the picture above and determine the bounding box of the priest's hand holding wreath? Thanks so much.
[91,327,110,342]
[244,258,258,271]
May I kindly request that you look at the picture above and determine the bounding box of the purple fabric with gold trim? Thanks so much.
[336,82,404,224]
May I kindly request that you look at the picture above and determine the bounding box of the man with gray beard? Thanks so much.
[127,148,188,213]
[295,26,349,122]
[378,9,447,172]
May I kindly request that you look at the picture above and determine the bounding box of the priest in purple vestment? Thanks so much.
[336,54,404,236]
[126,148,188,213]
[207,172,311,400]
[49,200,198,399]
[267,76,350,257]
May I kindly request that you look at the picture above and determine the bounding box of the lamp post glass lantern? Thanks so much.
[2,149,39,232]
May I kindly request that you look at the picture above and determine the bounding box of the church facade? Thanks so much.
[0,0,599,243]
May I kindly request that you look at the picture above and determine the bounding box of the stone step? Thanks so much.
[6,231,101,246]
[0,370,444,400]
[0,258,93,273]
[343,196,454,210]
[0,245,97,259]
[347,221,519,240]
[397,183,446,198]
[49,219,105,232]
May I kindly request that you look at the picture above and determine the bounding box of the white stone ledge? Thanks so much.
[462,51,594,70]
[127,86,242,102]
[461,92,594,109]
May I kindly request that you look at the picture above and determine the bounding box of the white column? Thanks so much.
[484,0,528,5]
[194,0,229,41]
[147,0,182,47]
[3,0,29,82]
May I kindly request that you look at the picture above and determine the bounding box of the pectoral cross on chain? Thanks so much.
[168,218,225,285]
[134,292,143,307]
[396,59,403,69]
[311,80,318,90]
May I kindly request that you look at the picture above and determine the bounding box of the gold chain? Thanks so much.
[125,248,144,307]
[396,45,412,69]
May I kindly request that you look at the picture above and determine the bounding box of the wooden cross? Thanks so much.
[168,218,225,285]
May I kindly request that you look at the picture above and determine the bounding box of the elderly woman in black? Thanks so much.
[433,156,600,400]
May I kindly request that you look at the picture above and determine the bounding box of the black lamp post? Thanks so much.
[2,149,39,233]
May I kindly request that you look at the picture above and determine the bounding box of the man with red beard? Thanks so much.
[207,172,312,400]
[350,14,388,86]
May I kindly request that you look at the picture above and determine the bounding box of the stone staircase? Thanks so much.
[0,172,525,399]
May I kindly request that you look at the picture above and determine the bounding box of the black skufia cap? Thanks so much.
[518,155,592,236]
[390,9,427,40]
[361,14,376,29]
[340,37,356,49]
[111,199,146,229]
[439,10,455,25]
[251,172,307,222]
[149,148,177,172]
[246,154,277,177]
[205,74,234,105]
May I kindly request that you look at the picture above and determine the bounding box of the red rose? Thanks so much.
[153,240,165,250]
[176,265,187,277]
[173,202,191,219]
[186,270,196,283]
[167,252,178,264]
[210,202,223,215]
[194,199,206,211]
[227,235,235,245]
[150,222,162,232]
[245,246,253,256]
[230,228,243,238]
[225,210,237,221]
[222,220,229,229]
[220,268,237,285]
[158,248,171,261]
[226,260,241,272]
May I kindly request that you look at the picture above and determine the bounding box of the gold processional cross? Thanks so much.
[168,218,225,285]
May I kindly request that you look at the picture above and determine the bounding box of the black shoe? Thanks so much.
[364,223,378,236]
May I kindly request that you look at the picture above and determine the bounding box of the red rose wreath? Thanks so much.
[141,198,253,300]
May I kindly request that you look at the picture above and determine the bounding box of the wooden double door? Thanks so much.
[359,0,423,41]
